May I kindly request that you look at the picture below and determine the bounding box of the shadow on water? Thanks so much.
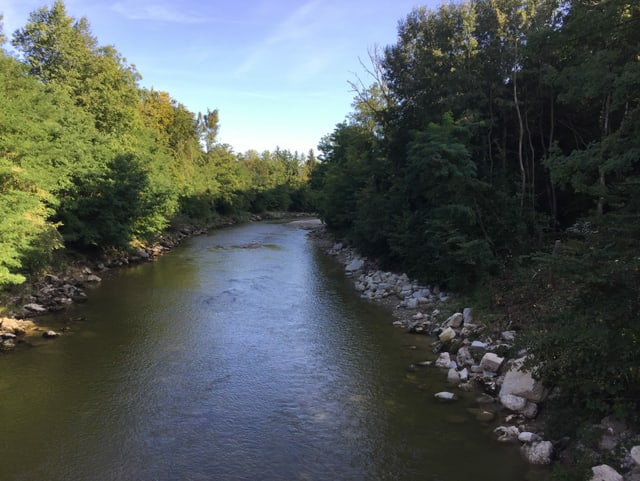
[0,221,547,481]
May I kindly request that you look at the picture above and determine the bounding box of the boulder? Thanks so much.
[447,368,461,385]
[434,391,457,401]
[494,425,520,442]
[24,303,47,313]
[435,352,452,369]
[631,446,640,466]
[590,465,623,481]
[499,357,547,402]
[462,307,473,323]
[345,258,365,272]
[522,402,539,419]
[521,441,553,465]
[405,298,419,309]
[456,346,474,367]
[500,393,528,412]
[445,313,464,328]
[480,353,504,373]
[518,432,542,443]
[469,340,488,358]
[501,330,517,343]
[43,330,60,338]
[439,327,456,343]
[0,318,34,335]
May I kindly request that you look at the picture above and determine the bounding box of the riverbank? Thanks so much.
[0,211,311,352]
[308,224,640,480]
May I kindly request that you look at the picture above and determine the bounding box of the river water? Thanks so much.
[0,221,541,481]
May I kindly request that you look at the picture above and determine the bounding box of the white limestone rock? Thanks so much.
[24,303,47,313]
[434,391,457,401]
[499,357,547,402]
[494,425,520,443]
[480,352,504,373]
[590,464,623,481]
[445,312,464,328]
[521,441,553,465]
[435,352,451,369]
[500,393,528,412]
[518,432,542,443]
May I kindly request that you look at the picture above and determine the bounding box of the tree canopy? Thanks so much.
[0,1,314,287]
[310,0,640,433]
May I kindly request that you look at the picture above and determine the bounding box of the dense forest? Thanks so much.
[309,0,640,443]
[0,1,316,288]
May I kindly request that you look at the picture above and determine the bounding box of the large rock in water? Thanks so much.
[345,258,365,272]
[434,391,457,401]
[499,357,547,402]
[435,352,452,368]
[438,327,456,343]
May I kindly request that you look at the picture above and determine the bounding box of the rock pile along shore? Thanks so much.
[312,226,640,477]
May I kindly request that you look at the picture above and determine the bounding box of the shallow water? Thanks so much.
[0,221,543,480]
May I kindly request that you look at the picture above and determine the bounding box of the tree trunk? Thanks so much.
[513,42,525,213]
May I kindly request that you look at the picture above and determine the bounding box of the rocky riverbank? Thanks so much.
[309,224,640,479]
[0,222,221,351]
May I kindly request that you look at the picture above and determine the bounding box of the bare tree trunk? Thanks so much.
[513,42,525,213]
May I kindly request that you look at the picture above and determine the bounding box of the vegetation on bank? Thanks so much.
[307,0,640,466]
[0,1,316,290]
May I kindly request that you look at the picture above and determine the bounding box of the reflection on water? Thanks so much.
[0,221,538,481]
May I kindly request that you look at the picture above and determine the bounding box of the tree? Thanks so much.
[0,158,61,286]
[197,108,220,153]
[12,0,140,135]
[389,114,495,288]
[0,14,7,48]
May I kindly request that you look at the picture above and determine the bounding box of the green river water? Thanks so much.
[0,221,548,480]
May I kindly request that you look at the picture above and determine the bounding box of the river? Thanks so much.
[0,220,541,480]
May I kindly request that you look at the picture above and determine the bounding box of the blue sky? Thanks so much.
[1,0,439,154]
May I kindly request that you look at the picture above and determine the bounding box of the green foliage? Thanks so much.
[387,114,496,288]
[522,211,640,433]
[0,158,61,286]
[12,0,139,135]
[0,14,6,48]
[0,0,315,289]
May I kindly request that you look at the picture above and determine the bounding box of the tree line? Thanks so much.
[310,0,640,436]
[0,1,316,287]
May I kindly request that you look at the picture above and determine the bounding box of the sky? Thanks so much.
[0,0,440,154]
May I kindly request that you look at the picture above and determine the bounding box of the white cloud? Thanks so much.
[111,2,208,24]
[235,0,329,77]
